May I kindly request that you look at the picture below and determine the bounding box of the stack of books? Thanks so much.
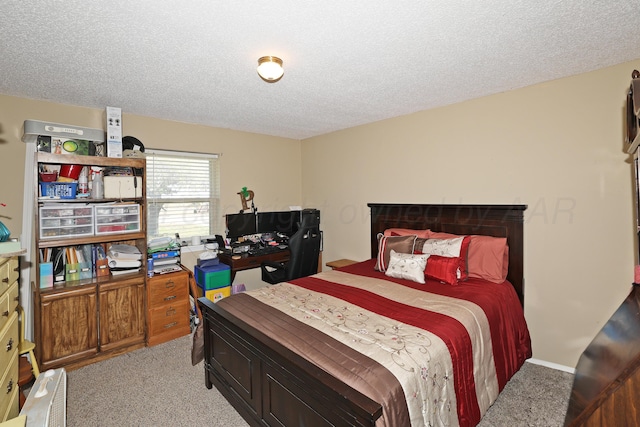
[148,237,182,275]
[107,244,143,275]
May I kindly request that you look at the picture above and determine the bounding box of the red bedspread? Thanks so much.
[244,259,532,426]
[339,260,533,391]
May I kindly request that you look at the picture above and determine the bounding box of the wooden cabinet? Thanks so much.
[146,269,190,346]
[0,256,20,422]
[33,153,147,371]
[99,277,145,352]
[38,286,98,368]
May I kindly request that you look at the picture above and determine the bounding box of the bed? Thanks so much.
[198,203,532,427]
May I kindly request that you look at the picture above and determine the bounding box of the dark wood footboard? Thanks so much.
[199,296,382,427]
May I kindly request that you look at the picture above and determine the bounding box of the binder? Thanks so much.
[65,247,80,281]
[151,250,180,259]
[78,245,93,279]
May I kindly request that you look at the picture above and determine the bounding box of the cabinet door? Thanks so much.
[39,286,98,369]
[99,279,145,352]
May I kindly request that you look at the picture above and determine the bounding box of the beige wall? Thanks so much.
[0,95,302,288]
[3,59,640,368]
[302,59,640,368]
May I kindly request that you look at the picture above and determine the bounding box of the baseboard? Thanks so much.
[526,358,575,374]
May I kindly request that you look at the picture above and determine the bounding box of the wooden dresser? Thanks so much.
[146,269,191,346]
[0,256,20,421]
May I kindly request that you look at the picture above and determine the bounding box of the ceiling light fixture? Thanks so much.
[257,56,284,83]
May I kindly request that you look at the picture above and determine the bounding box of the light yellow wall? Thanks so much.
[302,59,640,368]
[3,59,640,367]
[0,95,301,288]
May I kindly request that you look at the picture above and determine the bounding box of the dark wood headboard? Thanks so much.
[368,203,527,304]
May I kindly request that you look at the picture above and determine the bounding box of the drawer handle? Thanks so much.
[164,295,177,301]
[6,379,13,394]
[13,266,19,272]
[6,338,13,352]
[164,321,178,329]
[2,310,8,318]
[14,296,19,302]
[165,280,175,289]
[166,308,176,316]
[1,278,7,283]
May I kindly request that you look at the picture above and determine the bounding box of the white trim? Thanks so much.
[20,142,36,340]
[526,358,575,374]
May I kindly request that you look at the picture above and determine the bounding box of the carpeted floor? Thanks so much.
[66,335,573,426]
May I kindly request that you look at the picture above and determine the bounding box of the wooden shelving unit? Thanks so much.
[33,153,148,371]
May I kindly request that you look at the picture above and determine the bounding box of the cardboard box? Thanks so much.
[52,138,96,155]
[103,176,142,198]
[196,285,231,303]
[37,135,51,152]
[107,140,122,158]
[39,262,53,288]
[106,106,123,158]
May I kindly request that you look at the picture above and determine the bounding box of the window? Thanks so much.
[146,149,220,240]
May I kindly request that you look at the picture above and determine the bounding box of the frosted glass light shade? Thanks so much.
[257,56,284,82]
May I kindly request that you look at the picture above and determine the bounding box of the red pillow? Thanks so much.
[425,255,461,286]
[467,236,509,283]
[425,231,508,283]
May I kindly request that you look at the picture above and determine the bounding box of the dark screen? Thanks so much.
[256,211,301,236]
[225,213,257,239]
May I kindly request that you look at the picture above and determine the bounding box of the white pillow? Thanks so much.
[384,250,428,284]
[420,237,464,258]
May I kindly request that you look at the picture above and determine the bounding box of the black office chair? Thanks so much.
[261,215,321,284]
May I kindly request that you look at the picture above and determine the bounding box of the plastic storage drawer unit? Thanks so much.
[39,204,94,239]
[94,203,141,235]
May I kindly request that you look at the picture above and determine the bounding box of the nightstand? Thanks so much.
[325,259,358,270]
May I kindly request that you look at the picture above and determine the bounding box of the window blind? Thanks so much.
[146,149,220,240]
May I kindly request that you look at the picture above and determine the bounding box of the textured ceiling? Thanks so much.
[1,1,640,140]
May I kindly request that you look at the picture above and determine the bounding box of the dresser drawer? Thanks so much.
[0,346,18,421]
[0,292,8,334]
[147,271,188,308]
[0,312,18,376]
[1,382,19,421]
[148,300,190,336]
[0,282,18,334]
[0,257,18,297]
[7,282,18,318]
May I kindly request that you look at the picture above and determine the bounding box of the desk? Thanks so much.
[218,250,290,283]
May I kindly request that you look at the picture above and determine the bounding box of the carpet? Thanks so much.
[66,335,573,426]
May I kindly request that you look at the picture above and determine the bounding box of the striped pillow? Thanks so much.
[374,233,417,272]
